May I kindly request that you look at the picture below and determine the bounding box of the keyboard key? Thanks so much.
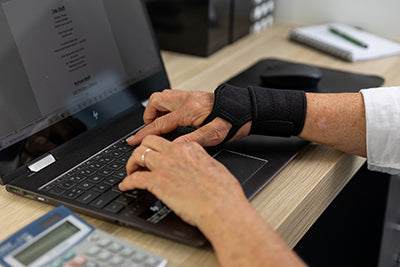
[68,175,87,182]
[77,181,95,190]
[78,168,96,176]
[113,170,126,179]
[110,151,123,158]
[115,194,136,206]
[89,191,119,209]
[104,201,124,214]
[99,169,114,177]
[93,183,111,193]
[87,175,104,184]
[77,190,100,204]
[41,184,54,191]
[58,181,76,190]
[49,187,65,196]
[103,177,120,186]
[125,189,144,199]
[111,186,123,194]
[63,188,85,199]
[109,162,124,170]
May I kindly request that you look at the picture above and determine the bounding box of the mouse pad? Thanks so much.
[212,58,384,199]
[224,58,384,93]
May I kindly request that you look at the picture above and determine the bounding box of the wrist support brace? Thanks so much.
[201,83,307,143]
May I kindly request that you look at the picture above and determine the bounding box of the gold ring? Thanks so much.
[141,148,151,168]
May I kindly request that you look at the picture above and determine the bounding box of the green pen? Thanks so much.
[329,26,368,49]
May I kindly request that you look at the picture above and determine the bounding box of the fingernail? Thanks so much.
[126,135,136,143]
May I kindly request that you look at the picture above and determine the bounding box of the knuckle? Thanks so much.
[147,92,159,105]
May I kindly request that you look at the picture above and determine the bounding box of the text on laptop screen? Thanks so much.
[0,0,166,173]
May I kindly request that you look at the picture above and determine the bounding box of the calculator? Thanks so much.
[0,206,168,267]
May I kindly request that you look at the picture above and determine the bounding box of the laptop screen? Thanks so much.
[0,0,168,175]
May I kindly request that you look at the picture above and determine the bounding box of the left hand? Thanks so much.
[119,135,248,228]
[126,89,251,147]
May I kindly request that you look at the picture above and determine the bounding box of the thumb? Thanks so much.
[173,118,231,147]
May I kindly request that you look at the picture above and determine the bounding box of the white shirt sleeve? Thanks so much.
[360,86,400,175]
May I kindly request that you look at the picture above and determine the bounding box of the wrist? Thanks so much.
[203,84,307,141]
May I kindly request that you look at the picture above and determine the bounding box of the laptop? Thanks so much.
[0,0,308,246]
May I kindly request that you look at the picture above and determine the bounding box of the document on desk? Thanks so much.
[290,23,400,62]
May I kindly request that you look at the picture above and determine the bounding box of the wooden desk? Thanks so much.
[1,23,400,266]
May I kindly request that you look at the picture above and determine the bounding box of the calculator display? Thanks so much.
[14,221,79,265]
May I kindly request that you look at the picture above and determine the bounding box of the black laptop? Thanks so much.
[0,0,382,246]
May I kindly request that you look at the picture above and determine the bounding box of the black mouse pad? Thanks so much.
[224,58,384,93]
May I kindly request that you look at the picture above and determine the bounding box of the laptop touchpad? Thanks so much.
[213,150,268,184]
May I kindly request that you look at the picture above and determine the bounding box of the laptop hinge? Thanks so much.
[27,153,56,172]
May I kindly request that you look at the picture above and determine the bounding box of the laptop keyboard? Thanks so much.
[39,126,196,222]
[39,138,148,216]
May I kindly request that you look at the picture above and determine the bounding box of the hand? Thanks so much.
[126,89,251,147]
[119,135,248,228]
[120,135,307,267]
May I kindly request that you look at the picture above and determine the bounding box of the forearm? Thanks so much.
[299,92,366,157]
[200,200,307,267]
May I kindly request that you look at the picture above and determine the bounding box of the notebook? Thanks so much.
[0,0,307,246]
[290,23,400,62]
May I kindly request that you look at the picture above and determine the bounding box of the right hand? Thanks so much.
[126,89,251,147]
[120,135,248,228]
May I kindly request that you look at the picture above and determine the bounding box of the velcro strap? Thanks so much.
[201,83,252,143]
[248,86,307,137]
[201,83,307,143]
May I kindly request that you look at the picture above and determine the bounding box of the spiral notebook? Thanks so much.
[290,23,400,62]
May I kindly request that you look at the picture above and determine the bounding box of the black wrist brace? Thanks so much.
[201,83,307,143]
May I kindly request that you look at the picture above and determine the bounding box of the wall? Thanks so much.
[274,0,400,41]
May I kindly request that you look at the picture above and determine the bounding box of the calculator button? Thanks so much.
[84,261,99,267]
[90,233,100,242]
[132,252,147,263]
[62,250,76,261]
[143,257,161,267]
[109,256,125,266]
[85,246,101,257]
[97,237,112,247]
[49,259,63,267]
[120,247,134,257]
[107,242,123,252]
[96,250,112,261]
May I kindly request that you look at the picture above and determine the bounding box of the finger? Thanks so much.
[173,117,231,146]
[119,171,156,192]
[126,112,183,146]
[126,145,157,175]
[126,137,169,175]
[143,90,180,124]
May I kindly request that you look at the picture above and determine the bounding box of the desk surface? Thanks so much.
[1,23,400,266]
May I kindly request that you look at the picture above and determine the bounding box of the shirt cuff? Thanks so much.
[360,86,400,175]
